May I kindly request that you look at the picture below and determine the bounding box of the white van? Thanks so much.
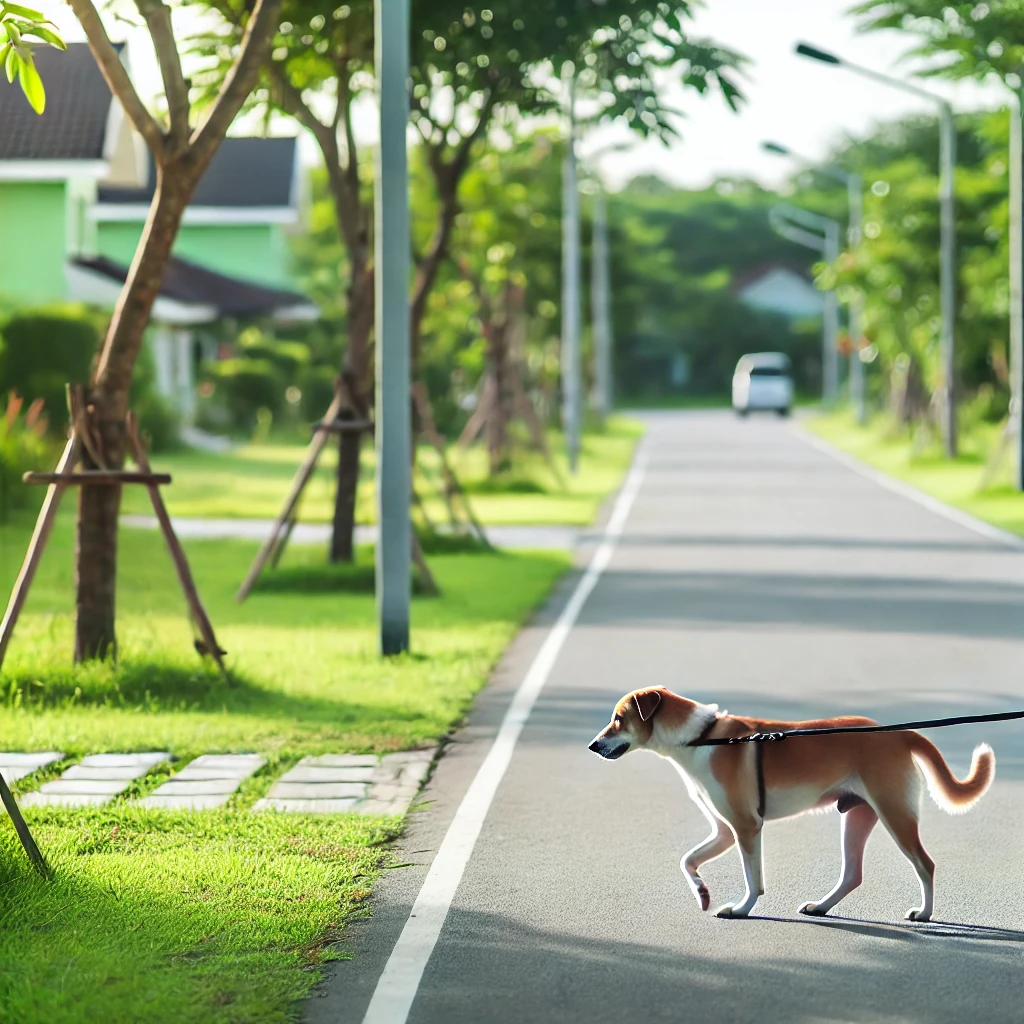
[732,352,794,417]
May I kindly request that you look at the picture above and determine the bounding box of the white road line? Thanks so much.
[792,423,1024,551]
[360,448,649,1024]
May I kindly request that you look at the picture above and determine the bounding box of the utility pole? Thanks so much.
[846,172,866,423]
[1010,91,1024,490]
[591,190,613,424]
[374,0,410,655]
[561,66,581,474]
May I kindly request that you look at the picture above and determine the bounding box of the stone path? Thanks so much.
[120,515,579,551]
[20,752,170,808]
[139,753,265,810]
[0,751,63,784]
[0,748,437,815]
[255,750,434,815]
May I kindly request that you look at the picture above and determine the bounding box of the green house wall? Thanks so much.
[97,222,293,288]
[0,182,68,303]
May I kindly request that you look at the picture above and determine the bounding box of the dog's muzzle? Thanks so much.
[589,738,629,760]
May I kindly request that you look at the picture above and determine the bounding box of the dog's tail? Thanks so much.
[909,734,994,814]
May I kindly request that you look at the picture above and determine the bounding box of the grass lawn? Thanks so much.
[0,514,571,1022]
[119,416,643,526]
[806,408,1024,536]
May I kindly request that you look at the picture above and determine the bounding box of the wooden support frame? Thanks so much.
[236,382,489,603]
[0,401,228,680]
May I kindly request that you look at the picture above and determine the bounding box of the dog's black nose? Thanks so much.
[588,739,603,754]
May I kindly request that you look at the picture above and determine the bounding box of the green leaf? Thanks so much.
[22,24,65,49]
[18,54,44,113]
[4,18,20,45]
[1,2,47,21]
[4,45,17,84]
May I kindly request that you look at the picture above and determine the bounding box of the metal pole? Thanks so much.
[847,172,866,423]
[591,190,613,424]
[561,67,581,474]
[374,0,410,655]
[824,220,841,406]
[1010,92,1024,490]
[938,102,957,457]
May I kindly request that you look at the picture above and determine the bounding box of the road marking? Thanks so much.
[360,448,649,1024]
[792,424,1024,551]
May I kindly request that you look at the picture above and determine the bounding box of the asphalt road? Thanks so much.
[310,410,1024,1024]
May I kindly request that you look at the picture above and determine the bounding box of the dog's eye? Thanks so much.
[613,715,623,727]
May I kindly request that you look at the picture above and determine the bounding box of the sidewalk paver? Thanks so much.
[20,752,170,808]
[138,753,265,810]
[0,751,64,784]
[255,749,435,815]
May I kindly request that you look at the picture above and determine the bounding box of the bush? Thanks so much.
[299,364,338,421]
[205,358,282,431]
[0,392,54,522]
[0,305,102,430]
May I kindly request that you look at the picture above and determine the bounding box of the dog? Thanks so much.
[588,687,994,921]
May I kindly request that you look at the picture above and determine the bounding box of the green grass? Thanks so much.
[0,515,571,1022]
[118,416,643,526]
[0,809,400,1024]
[807,408,1024,536]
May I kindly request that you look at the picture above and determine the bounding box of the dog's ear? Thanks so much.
[634,689,662,722]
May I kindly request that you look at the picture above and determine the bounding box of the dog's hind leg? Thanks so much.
[681,817,735,912]
[715,825,762,919]
[874,795,935,921]
[798,802,878,917]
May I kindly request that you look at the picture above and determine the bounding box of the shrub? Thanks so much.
[205,358,281,431]
[299,364,338,421]
[0,305,102,430]
[0,392,54,522]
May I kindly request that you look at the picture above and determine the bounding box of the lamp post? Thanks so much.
[374,0,411,655]
[769,203,841,405]
[591,190,613,424]
[796,42,958,456]
[1010,90,1024,490]
[561,65,581,474]
[763,141,866,423]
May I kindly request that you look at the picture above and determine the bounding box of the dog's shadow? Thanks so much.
[747,913,1024,944]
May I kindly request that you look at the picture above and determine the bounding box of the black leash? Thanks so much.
[688,707,1024,822]
[690,707,1024,747]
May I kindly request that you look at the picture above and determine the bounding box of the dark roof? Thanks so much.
[98,137,298,208]
[732,262,813,292]
[0,43,116,161]
[71,254,316,317]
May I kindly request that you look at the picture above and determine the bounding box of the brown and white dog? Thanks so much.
[589,687,994,921]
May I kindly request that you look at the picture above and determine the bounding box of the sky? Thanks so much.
[40,0,1010,192]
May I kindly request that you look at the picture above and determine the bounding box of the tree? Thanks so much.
[408,0,745,384]
[67,0,281,660]
[1,1,67,112]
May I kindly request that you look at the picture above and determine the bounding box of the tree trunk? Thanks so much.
[75,165,193,661]
[486,320,512,476]
[329,257,373,563]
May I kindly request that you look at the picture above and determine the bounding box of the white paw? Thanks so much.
[906,908,931,922]
[797,901,827,917]
[715,902,749,919]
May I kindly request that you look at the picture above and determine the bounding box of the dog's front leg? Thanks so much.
[715,826,763,919]
[681,819,735,912]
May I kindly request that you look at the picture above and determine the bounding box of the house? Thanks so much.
[0,43,318,421]
[734,264,824,320]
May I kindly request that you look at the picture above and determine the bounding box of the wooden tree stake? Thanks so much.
[126,414,229,679]
[0,434,80,671]
[0,769,50,878]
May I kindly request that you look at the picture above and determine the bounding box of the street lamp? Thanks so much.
[374,0,411,655]
[769,203,842,405]
[763,140,866,423]
[591,190,613,424]
[561,65,582,475]
[796,41,958,456]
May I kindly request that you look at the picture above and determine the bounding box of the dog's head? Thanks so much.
[588,687,666,760]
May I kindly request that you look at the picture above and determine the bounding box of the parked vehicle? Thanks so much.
[732,352,793,416]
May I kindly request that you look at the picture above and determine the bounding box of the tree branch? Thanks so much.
[66,0,164,153]
[191,0,282,158]
[134,0,190,148]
